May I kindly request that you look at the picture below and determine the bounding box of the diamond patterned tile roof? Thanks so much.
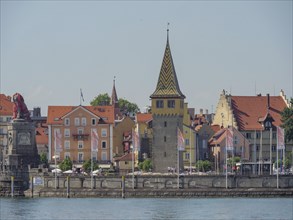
[150,34,185,99]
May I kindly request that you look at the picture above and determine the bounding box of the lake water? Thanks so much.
[0,197,292,220]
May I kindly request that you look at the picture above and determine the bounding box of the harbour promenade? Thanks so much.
[2,172,292,198]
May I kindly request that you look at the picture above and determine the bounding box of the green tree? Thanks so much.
[281,98,293,142]
[90,93,140,113]
[83,159,99,173]
[59,157,73,171]
[227,156,241,167]
[118,98,140,114]
[138,159,152,172]
[39,153,48,166]
[196,160,212,172]
[90,93,111,106]
[275,152,293,170]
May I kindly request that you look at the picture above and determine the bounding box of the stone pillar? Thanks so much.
[6,119,39,170]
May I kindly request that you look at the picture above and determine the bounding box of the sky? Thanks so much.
[1,1,292,116]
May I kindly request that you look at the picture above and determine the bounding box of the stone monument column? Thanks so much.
[5,93,39,171]
[6,119,39,171]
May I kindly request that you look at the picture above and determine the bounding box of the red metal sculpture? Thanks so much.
[12,93,31,121]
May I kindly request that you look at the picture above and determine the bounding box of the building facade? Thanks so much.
[47,105,114,166]
[0,94,13,169]
[212,90,291,174]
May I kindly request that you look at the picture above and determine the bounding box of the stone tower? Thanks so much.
[150,30,185,173]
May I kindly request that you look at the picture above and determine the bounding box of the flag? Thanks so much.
[226,127,233,151]
[54,129,62,153]
[91,129,99,152]
[177,127,185,151]
[80,88,84,102]
[277,126,285,150]
[132,129,140,151]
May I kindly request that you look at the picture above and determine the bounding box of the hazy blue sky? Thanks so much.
[1,1,292,116]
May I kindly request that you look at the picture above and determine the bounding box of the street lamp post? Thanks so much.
[52,155,59,189]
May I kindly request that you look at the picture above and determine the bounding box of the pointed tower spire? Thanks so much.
[111,76,119,107]
[150,28,185,99]
[167,22,170,43]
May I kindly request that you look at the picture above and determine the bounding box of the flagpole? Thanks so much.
[91,150,93,189]
[132,129,134,189]
[177,145,180,189]
[80,89,82,105]
[189,127,192,175]
[283,148,285,174]
[269,127,272,175]
[253,130,256,175]
[225,129,228,189]
[54,130,57,189]
[132,145,134,189]
[277,131,279,188]
[277,145,279,189]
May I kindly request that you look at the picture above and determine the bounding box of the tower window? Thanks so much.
[156,100,164,108]
[168,100,175,108]
[164,136,166,142]
[164,152,167,157]
[164,121,167,127]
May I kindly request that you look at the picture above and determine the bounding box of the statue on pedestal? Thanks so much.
[6,93,39,170]
[12,93,31,121]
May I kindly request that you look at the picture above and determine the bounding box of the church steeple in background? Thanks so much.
[111,76,119,108]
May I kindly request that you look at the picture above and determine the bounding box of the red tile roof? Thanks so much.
[47,105,115,125]
[36,126,48,145]
[114,153,133,161]
[211,124,221,133]
[136,113,152,123]
[0,94,13,116]
[231,96,287,130]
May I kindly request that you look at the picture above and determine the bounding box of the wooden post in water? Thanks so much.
[11,176,14,197]
[66,176,70,198]
[121,175,125,199]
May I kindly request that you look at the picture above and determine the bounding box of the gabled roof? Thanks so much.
[47,105,114,125]
[114,153,132,162]
[136,113,152,123]
[0,94,13,116]
[150,31,185,99]
[231,96,287,130]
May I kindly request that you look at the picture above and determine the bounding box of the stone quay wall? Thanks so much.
[43,174,293,190]
[2,174,293,197]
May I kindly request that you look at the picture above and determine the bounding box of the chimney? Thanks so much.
[267,94,270,110]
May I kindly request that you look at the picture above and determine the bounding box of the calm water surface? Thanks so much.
[0,197,292,220]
